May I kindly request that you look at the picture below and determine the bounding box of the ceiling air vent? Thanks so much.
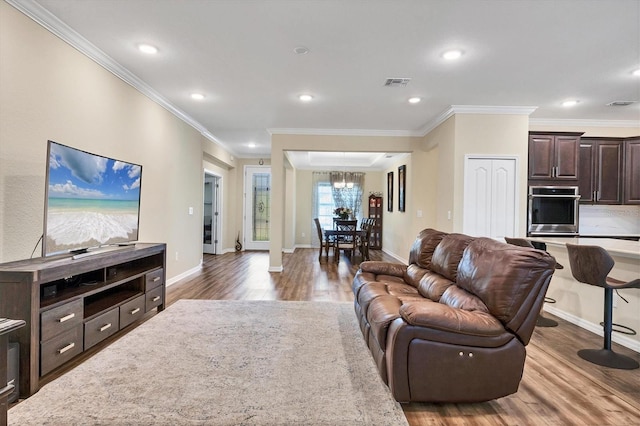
[606,101,637,107]
[384,78,411,87]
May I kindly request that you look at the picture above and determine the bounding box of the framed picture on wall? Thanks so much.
[387,171,394,212]
[398,165,406,212]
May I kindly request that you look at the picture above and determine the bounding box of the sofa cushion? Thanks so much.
[456,237,555,331]
[416,271,454,302]
[403,264,429,288]
[399,300,505,337]
[440,285,490,313]
[430,234,474,281]
[360,261,406,278]
[408,229,447,269]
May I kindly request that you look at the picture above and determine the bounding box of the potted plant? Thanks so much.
[334,207,352,219]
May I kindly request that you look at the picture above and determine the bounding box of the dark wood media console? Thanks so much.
[0,243,166,397]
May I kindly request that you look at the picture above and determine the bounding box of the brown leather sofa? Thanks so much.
[352,229,556,403]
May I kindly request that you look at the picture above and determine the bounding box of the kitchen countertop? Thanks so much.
[529,236,640,260]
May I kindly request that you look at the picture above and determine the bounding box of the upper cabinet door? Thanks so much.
[596,140,623,204]
[578,141,596,203]
[624,138,640,204]
[554,135,580,179]
[528,135,554,179]
[528,134,580,181]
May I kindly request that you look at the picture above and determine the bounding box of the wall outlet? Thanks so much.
[416,210,423,218]
[175,251,179,261]
[301,232,305,237]
[447,210,452,220]
[188,207,194,215]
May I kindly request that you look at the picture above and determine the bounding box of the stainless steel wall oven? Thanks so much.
[528,186,580,236]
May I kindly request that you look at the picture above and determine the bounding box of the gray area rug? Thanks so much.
[9,300,408,425]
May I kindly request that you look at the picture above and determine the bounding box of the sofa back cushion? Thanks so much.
[408,229,447,269]
[439,285,489,313]
[456,237,555,341]
[429,234,475,281]
[416,272,454,301]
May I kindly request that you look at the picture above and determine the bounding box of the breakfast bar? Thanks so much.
[529,237,640,352]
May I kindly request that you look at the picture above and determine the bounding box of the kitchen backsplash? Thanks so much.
[579,204,640,236]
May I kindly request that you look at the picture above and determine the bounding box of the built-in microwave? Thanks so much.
[527,186,580,236]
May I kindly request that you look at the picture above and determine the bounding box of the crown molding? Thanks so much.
[450,105,539,115]
[6,0,236,155]
[529,118,640,128]
[417,105,539,136]
[267,128,420,137]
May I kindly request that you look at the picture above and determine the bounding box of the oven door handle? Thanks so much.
[528,194,581,199]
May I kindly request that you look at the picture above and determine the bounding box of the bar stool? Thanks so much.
[504,237,560,327]
[566,243,640,370]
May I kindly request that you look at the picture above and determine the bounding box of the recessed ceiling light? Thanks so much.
[191,93,205,100]
[633,68,640,76]
[293,46,309,55]
[442,49,463,60]
[562,100,579,107]
[408,97,421,104]
[299,94,313,102]
[137,43,158,54]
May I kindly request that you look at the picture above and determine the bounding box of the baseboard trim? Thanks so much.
[381,248,408,265]
[544,305,640,353]
[166,262,202,287]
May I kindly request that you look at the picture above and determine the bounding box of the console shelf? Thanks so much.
[0,243,166,397]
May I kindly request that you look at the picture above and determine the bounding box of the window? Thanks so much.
[316,182,335,230]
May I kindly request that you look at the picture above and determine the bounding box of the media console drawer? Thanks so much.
[145,268,164,291]
[40,325,83,376]
[119,295,145,329]
[84,307,119,350]
[145,286,163,313]
[40,299,83,342]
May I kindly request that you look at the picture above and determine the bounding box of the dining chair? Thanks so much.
[358,219,374,261]
[313,218,332,261]
[334,219,357,263]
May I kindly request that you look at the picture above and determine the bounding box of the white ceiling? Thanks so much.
[14,0,640,169]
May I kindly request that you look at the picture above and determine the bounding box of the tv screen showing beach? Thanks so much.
[43,141,142,256]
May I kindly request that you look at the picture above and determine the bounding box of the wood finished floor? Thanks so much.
[167,248,640,426]
[32,248,640,425]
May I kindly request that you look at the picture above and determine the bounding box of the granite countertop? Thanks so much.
[529,236,640,260]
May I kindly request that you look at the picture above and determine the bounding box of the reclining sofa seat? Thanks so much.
[352,229,555,403]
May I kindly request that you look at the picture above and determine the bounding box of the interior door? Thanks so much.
[463,157,517,239]
[243,166,271,250]
[203,173,220,254]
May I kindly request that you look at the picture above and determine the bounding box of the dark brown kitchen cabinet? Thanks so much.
[528,133,581,181]
[624,137,640,204]
[578,139,623,204]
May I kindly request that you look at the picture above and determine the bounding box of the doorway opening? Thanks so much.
[203,172,221,254]
[243,166,271,250]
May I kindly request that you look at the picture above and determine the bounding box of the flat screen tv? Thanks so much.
[42,140,142,257]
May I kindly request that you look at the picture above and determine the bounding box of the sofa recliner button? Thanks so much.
[459,351,464,356]
[469,353,474,357]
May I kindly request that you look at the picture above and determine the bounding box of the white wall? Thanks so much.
[0,2,231,281]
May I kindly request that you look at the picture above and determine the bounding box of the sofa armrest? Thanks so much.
[360,261,407,278]
[399,301,505,337]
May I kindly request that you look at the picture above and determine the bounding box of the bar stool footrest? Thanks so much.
[599,322,637,336]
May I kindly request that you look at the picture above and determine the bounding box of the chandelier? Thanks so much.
[334,153,354,189]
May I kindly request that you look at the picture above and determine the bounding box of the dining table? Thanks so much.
[323,227,367,261]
